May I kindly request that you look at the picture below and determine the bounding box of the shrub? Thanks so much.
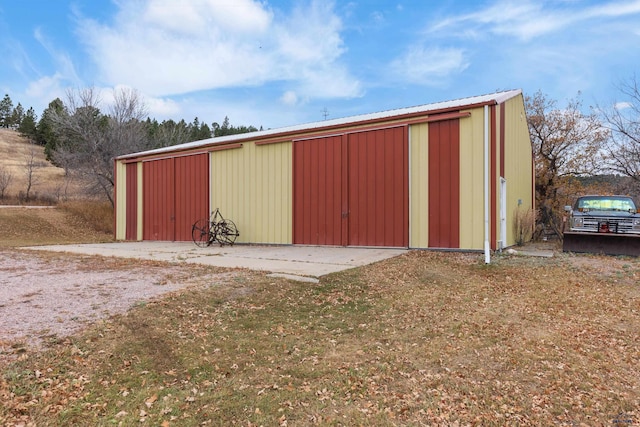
[513,206,535,246]
[0,166,12,199]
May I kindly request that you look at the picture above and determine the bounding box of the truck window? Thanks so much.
[577,197,636,211]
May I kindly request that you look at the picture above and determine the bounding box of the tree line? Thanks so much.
[0,88,260,206]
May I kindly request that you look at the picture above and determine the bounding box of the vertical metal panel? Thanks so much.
[143,158,175,241]
[500,103,505,177]
[340,135,349,245]
[293,136,343,245]
[114,160,127,240]
[428,119,460,248]
[174,154,209,241]
[501,95,534,247]
[347,127,408,247]
[409,123,429,248]
[458,108,486,250]
[490,105,497,250]
[251,142,292,244]
[211,142,292,244]
[125,162,138,240]
[137,163,143,241]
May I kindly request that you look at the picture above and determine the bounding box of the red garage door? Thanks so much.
[348,127,408,247]
[293,127,408,247]
[143,154,209,241]
[293,135,344,245]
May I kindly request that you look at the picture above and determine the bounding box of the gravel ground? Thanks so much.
[0,250,237,359]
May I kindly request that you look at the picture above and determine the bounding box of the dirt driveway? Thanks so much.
[0,250,243,358]
[1,243,406,360]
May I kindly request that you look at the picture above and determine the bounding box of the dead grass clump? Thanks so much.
[59,200,114,234]
[513,205,535,245]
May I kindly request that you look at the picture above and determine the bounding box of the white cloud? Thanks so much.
[615,101,633,110]
[146,95,182,117]
[585,0,640,18]
[33,27,82,86]
[142,0,271,35]
[280,90,298,106]
[429,0,640,41]
[76,0,361,101]
[390,46,468,85]
[297,66,363,99]
[24,74,66,104]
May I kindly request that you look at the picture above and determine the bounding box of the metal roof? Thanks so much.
[118,89,522,160]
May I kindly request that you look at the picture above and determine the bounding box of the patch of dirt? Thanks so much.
[563,253,640,282]
[0,250,240,361]
[519,240,638,283]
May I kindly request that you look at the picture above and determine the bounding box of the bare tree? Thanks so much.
[0,165,13,199]
[50,87,151,206]
[600,76,640,182]
[526,91,608,238]
[23,143,42,201]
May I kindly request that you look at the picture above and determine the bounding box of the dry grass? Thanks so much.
[59,200,114,234]
[0,204,113,247]
[0,129,114,245]
[1,248,638,426]
[0,128,81,204]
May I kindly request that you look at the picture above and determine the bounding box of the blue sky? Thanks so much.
[1,0,639,130]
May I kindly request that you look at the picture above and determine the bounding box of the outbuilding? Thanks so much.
[114,89,533,252]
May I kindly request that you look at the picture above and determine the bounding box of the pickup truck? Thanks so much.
[563,195,640,256]
[565,195,640,234]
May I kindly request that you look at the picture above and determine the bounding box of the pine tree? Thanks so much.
[18,107,38,139]
[10,103,25,128]
[0,94,14,128]
[37,98,65,159]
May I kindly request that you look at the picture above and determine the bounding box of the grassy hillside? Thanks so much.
[0,128,81,204]
[0,203,114,247]
[0,129,114,244]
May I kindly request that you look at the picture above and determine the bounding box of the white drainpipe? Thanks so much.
[484,105,491,264]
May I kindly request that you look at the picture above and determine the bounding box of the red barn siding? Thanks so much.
[143,154,209,241]
[348,127,408,247]
[428,119,460,248]
[293,135,343,245]
[293,127,408,247]
[174,154,210,241]
[143,158,175,241]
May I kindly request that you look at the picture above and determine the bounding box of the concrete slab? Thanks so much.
[24,242,407,278]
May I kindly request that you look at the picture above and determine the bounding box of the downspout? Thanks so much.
[484,105,491,264]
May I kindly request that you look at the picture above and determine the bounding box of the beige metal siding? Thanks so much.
[503,95,534,246]
[210,142,292,244]
[114,160,127,240]
[458,107,486,250]
[409,124,429,248]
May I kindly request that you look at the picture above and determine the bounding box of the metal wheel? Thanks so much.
[216,219,239,246]
[192,219,212,247]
